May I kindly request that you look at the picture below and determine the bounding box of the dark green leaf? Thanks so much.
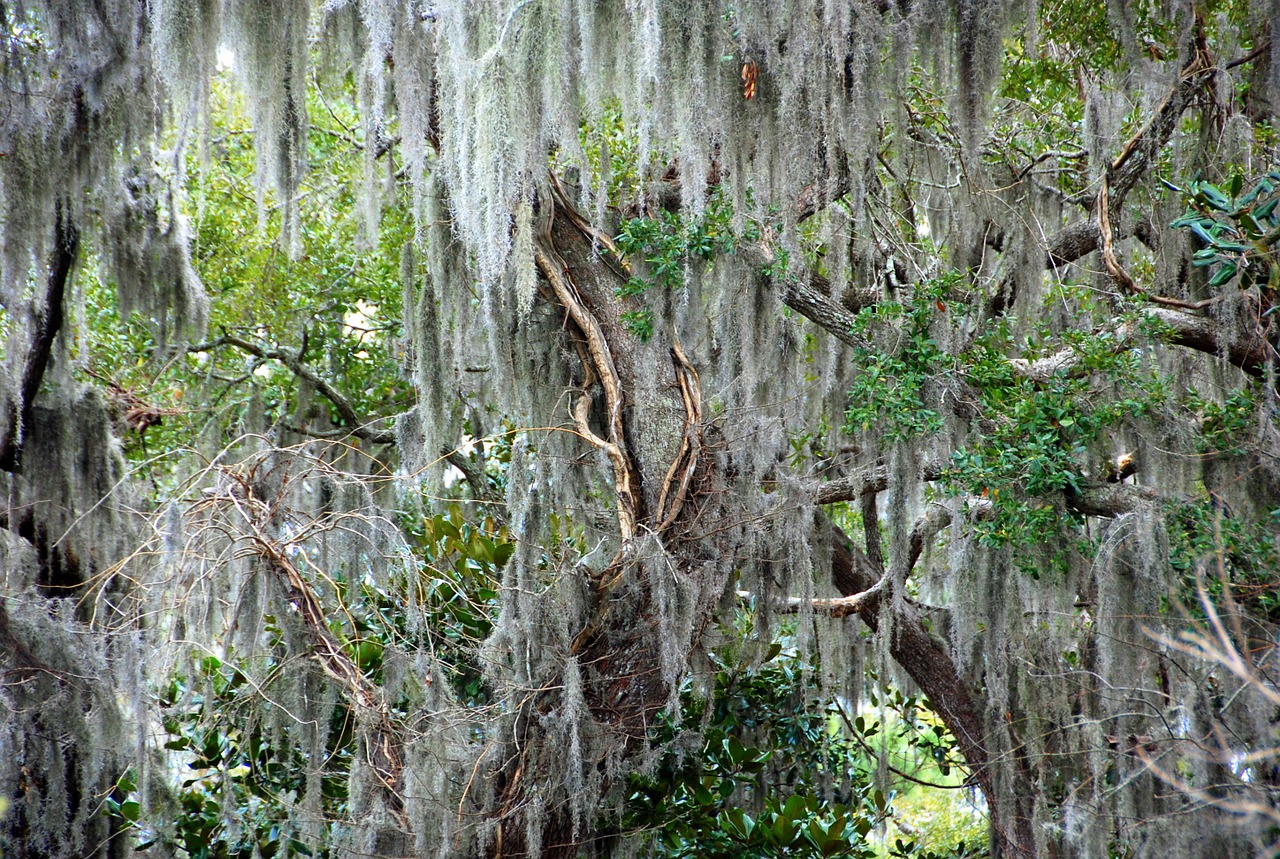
[1208,262,1238,287]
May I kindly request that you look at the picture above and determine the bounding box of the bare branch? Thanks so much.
[743,572,891,619]
[814,461,944,505]
[191,334,398,444]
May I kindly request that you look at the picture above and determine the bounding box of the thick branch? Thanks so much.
[823,518,1036,856]
[1066,482,1159,517]
[751,573,891,619]
[815,460,944,505]
[445,450,502,504]
[1044,38,1216,269]
[0,210,79,472]
[1009,305,1273,383]
[906,505,953,574]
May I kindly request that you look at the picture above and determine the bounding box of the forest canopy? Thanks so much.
[2,1,1280,858]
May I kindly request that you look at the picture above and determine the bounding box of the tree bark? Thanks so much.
[490,188,717,857]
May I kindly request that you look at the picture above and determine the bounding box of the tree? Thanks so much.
[2,2,1279,858]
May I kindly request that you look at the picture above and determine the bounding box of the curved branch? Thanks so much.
[1,208,79,472]
[191,334,398,444]
[821,517,1036,857]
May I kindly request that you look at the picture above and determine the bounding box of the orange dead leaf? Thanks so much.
[741,61,758,100]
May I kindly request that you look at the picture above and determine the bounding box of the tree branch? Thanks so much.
[821,516,1036,856]
[191,334,398,444]
[1044,34,1216,269]
[814,460,944,505]
[745,573,891,619]
[0,208,79,472]
[205,473,408,826]
[1065,482,1159,517]
[1008,305,1273,383]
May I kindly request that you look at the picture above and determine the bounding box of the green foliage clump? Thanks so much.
[403,505,511,702]
[844,274,1167,554]
[844,276,957,441]
[1166,495,1280,621]
[624,642,882,859]
[625,635,986,859]
[80,75,411,469]
[1169,171,1280,293]
[614,188,751,340]
[119,653,350,859]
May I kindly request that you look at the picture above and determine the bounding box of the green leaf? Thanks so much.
[1237,179,1272,207]
[1187,222,1215,244]
[355,640,383,671]
[1236,214,1263,240]
[783,794,809,819]
[772,815,797,844]
[1196,183,1231,211]
[435,517,461,540]
[719,808,754,840]
[492,541,515,567]
[1208,262,1238,287]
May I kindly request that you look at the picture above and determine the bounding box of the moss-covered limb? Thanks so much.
[1064,482,1160,518]
[777,271,874,350]
[1043,27,1218,270]
[814,460,945,505]
[190,333,399,443]
[202,467,408,826]
[822,517,1037,858]
[0,210,79,473]
[1151,304,1276,378]
[0,597,54,681]
[1007,305,1273,383]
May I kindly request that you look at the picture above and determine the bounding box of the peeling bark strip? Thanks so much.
[0,208,79,473]
[654,340,703,535]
